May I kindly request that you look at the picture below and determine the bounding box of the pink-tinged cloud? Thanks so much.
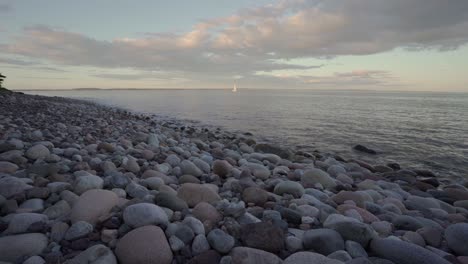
[1,0,468,87]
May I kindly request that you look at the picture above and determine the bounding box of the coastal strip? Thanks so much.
[0,91,467,264]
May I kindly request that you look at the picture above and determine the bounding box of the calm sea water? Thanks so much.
[26,89,468,181]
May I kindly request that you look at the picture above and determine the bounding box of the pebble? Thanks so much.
[64,220,93,240]
[115,226,172,264]
[207,229,235,254]
[26,144,50,160]
[123,203,168,228]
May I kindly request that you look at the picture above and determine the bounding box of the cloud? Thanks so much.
[0,56,68,72]
[0,3,11,13]
[1,0,468,87]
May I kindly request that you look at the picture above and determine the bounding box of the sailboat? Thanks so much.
[232,84,238,92]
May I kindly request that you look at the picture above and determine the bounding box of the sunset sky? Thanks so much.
[1,0,468,91]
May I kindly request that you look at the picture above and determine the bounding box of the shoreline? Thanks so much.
[1,91,468,263]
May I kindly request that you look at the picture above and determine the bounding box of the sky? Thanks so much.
[0,0,468,91]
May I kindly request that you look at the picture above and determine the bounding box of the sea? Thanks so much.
[25,89,468,181]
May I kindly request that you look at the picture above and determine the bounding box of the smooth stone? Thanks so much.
[212,160,233,178]
[155,192,188,211]
[327,250,352,262]
[324,214,376,246]
[165,154,181,167]
[5,213,48,234]
[18,198,44,213]
[243,163,270,180]
[240,222,285,253]
[392,215,423,231]
[230,247,282,264]
[370,238,451,264]
[0,161,18,173]
[123,203,168,228]
[51,222,69,242]
[115,226,172,264]
[43,200,71,219]
[0,233,48,263]
[70,189,119,225]
[192,234,211,255]
[284,252,344,264]
[140,176,164,190]
[183,216,205,235]
[0,176,31,198]
[445,223,468,256]
[193,202,222,225]
[175,224,195,243]
[346,240,368,258]
[180,160,203,177]
[23,256,46,264]
[122,156,140,173]
[73,175,104,195]
[64,244,117,264]
[303,228,345,255]
[64,221,93,240]
[301,168,337,189]
[26,144,50,160]
[286,236,303,252]
[207,229,235,254]
[273,181,305,198]
[417,226,443,247]
[177,183,221,207]
[242,186,269,205]
[125,182,149,199]
[169,235,185,251]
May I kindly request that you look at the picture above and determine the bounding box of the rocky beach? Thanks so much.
[1,90,468,264]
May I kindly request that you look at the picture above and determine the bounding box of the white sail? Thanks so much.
[232,84,237,92]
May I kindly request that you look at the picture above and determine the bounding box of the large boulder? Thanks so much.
[177,183,221,207]
[370,238,451,264]
[70,189,119,225]
[230,247,282,264]
[115,226,172,264]
[0,233,48,263]
[123,203,168,228]
[445,223,468,256]
[301,168,336,189]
